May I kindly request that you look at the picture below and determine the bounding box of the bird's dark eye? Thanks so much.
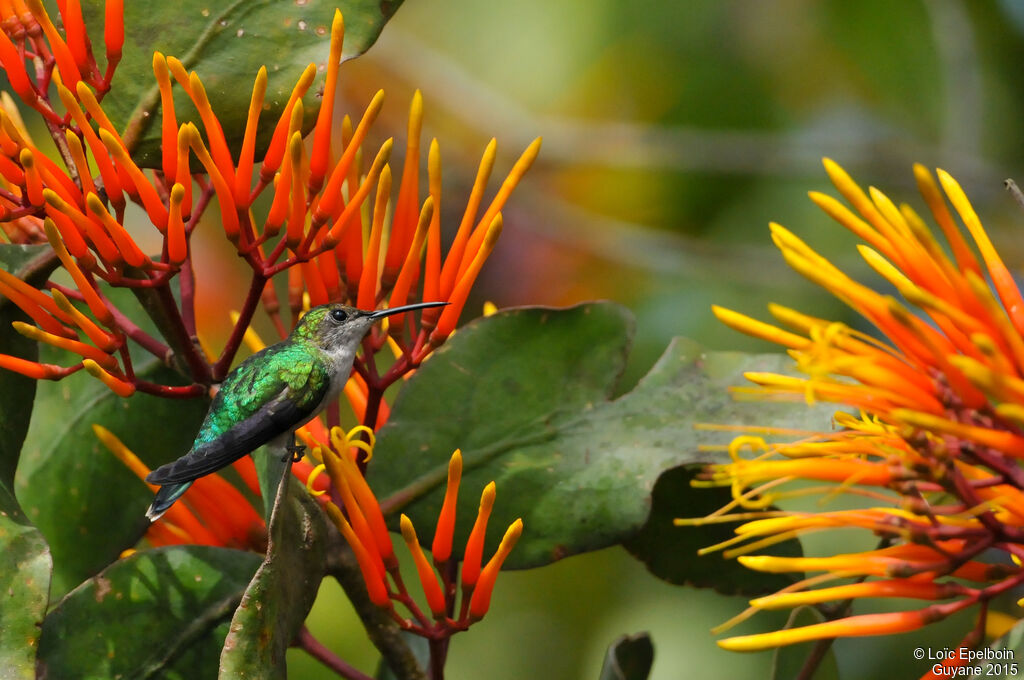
[330,308,348,323]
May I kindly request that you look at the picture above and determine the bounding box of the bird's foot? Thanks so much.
[283,441,306,463]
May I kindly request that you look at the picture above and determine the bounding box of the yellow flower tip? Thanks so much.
[91,422,113,441]
[331,8,344,42]
[481,480,497,508]
[82,359,135,398]
[821,157,851,184]
[450,448,463,479]
[409,88,424,128]
[399,513,418,545]
[483,301,498,317]
[484,213,503,248]
[120,548,137,559]
[525,136,543,160]
[736,555,785,572]
[506,517,525,544]
[716,635,768,653]
[431,449,463,563]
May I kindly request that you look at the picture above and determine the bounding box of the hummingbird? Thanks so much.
[144,300,448,520]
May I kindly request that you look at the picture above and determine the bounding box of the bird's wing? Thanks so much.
[146,370,328,485]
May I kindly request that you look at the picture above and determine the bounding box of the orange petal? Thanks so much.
[400,514,446,618]
[430,450,462,564]
[468,518,523,619]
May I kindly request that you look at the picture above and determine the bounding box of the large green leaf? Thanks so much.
[16,354,208,599]
[77,0,403,166]
[219,452,328,679]
[0,244,53,679]
[622,466,802,596]
[36,545,262,679]
[15,282,211,600]
[372,304,835,571]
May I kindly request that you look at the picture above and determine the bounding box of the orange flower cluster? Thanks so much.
[95,424,266,550]
[0,1,539,413]
[699,161,1024,662]
[315,428,522,633]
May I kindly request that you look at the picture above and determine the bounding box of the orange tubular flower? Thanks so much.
[94,425,265,551]
[314,429,522,638]
[0,1,536,427]
[702,160,1024,658]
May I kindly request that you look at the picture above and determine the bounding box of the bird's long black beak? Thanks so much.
[367,301,448,319]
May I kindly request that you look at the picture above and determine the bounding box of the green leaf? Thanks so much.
[598,633,654,680]
[79,0,403,166]
[17,355,208,598]
[0,244,53,679]
[372,304,835,570]
[219,460,328,678]
[0,244,51,483]
[36,545,262,680]
[770,607,840,680]
[622,467,801,596]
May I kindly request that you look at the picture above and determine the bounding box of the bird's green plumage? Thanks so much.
[144,300,448,520]
[194,341,329,446]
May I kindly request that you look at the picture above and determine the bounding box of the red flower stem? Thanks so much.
[151,282,212,384]
[237,205,256,252]
[946,465,1024,541]
[961,446,1024,488]
[293,626,373,680]
[326,402,340,431]
[132,380,206,398]
[51,281,175,365]
[180,251,197,337]
[977,568,1024,601]
[2,203,42,219]
[265,229,291,268]
[388,568,431,627]
[248,177,270,205]
[212,273,267,381]
[99,273,173,288]
[185,184,215,235]
[428,638,446,680]
[117,343,134,380]
[101,301,169,360]
[42,104,76,173]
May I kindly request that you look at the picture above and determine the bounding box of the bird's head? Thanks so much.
[292,301,449,352]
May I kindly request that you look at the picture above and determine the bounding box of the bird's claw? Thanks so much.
[283,442,306,463]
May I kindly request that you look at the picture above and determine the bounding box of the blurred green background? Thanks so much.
[282,0,1024,678]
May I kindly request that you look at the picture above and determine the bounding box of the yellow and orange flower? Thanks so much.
[314,428,522,633]
[0,1,538,424]
[698,160,1024,663]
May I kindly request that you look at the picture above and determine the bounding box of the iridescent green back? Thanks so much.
[192,340,328,447]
